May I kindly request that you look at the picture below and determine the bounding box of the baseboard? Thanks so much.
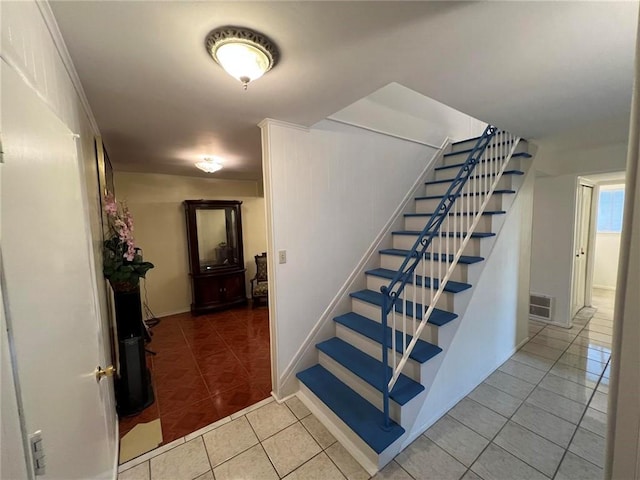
[529,315,573,329]
[270,390,297,404]
[592,285,616,291]
[149,308,190,319]
[297,389,379,476]
[277,139,451,396]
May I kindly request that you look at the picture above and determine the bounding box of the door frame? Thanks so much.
[571,178,596,318]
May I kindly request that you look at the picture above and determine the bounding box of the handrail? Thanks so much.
[379,126,521,427]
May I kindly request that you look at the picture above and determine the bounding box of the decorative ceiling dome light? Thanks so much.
[195,157,223,173]
[205,26,279,90]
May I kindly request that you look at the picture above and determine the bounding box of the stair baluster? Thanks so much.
[379,125,522,428]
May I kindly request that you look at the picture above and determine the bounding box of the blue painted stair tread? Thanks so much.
[316,338,425,405]
[425,170,524,185]
[392,230,495,238]
[365,267,471,293]
[379,248,484,265]
[350,289,457,326]
[415,189,515,201]
[334,312,442,364]
[441,149,530,162]
[297,365,405,453]
[447,136,522,151]
[404,211,505,217]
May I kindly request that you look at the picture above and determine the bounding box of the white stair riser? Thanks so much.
[415,194,505,214]
[297,384,384,473]
[317,351,408,426]
[425,175,514,197]
[443,142,528,165]
[379,255,474,284]
[366,275,456,312]
[434,158,523,181]
[335,323,444,399]
[392,234,483,257]
[351,298,440,345]
[404,214,493,232]
[335,324,423,382]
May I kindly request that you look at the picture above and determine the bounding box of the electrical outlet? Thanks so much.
[278,250,287,264]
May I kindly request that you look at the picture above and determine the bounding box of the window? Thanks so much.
[597,188,625,233]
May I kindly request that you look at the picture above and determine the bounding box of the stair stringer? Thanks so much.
[331,152,535,465]
[276,139,451,398]
[400,156,537,450]
[296,139,537,473]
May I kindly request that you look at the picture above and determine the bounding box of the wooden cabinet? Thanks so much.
[184,200,247,314]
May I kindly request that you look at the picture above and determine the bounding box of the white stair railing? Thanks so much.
[380,126,521,427]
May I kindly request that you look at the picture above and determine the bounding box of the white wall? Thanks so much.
[114,172,267,317]
[409,169,535,439]
[530,174,577,325]
[261,119,440,390]
[593,233,621,289]
[329,82,487,147]
[529,135,629,326]
[1,1,116,478]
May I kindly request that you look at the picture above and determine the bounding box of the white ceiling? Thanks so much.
[50,1,638,181]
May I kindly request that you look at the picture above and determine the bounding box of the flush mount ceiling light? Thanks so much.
[195,157,223,173]
[205,26,279,90]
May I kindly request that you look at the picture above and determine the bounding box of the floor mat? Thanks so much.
[119,418,163,464]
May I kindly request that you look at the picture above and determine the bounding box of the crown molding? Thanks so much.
[36,0,100,135]
[258,118,310,132]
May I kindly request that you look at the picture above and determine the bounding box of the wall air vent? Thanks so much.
[529,293,554,321]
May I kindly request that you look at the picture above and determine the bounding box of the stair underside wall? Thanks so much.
[269,121,447,399]
[404,166,536,445]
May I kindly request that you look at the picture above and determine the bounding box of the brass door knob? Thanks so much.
[95,365,117,381]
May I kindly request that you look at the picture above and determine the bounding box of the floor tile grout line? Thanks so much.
[121,307,272,458]
[495,355,603,408]
[462,309,600,479]
[549,355,612,478]
[126,301,612,479]
[544,305,611,477]
[248,402,300,478]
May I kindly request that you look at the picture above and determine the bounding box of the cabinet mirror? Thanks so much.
[184,200,246,313]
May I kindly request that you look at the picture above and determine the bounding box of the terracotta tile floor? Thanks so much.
[118,305,271,445]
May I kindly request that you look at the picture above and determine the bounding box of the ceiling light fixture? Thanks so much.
[195,157,223,173]
[205,26,279,90]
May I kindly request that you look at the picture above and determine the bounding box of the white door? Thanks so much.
[572,184,593,317]
[2,63,116,478]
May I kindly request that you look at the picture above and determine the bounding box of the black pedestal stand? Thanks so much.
[113,286,155,416]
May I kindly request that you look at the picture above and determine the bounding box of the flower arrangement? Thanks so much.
[103,193,154,292]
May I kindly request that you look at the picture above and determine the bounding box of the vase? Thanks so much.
[113,285,155,415]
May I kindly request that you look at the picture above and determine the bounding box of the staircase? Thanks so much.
[296,128,533,472]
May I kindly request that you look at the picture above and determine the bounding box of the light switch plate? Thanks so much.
[278,250,287,264]
[29,431,45,476]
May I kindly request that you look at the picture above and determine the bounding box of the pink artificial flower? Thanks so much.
[124,244,136,261]
[104,194,118,217]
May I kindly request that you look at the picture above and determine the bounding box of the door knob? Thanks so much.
[95,365,117,381]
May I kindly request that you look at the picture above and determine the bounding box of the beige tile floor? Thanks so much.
[118,288,614,480]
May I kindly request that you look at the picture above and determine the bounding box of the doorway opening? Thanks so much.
[109,177,272,465]
[571,173,626,321]
[118,304,271,462]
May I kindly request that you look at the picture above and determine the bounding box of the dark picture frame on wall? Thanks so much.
[94,137,118,383]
